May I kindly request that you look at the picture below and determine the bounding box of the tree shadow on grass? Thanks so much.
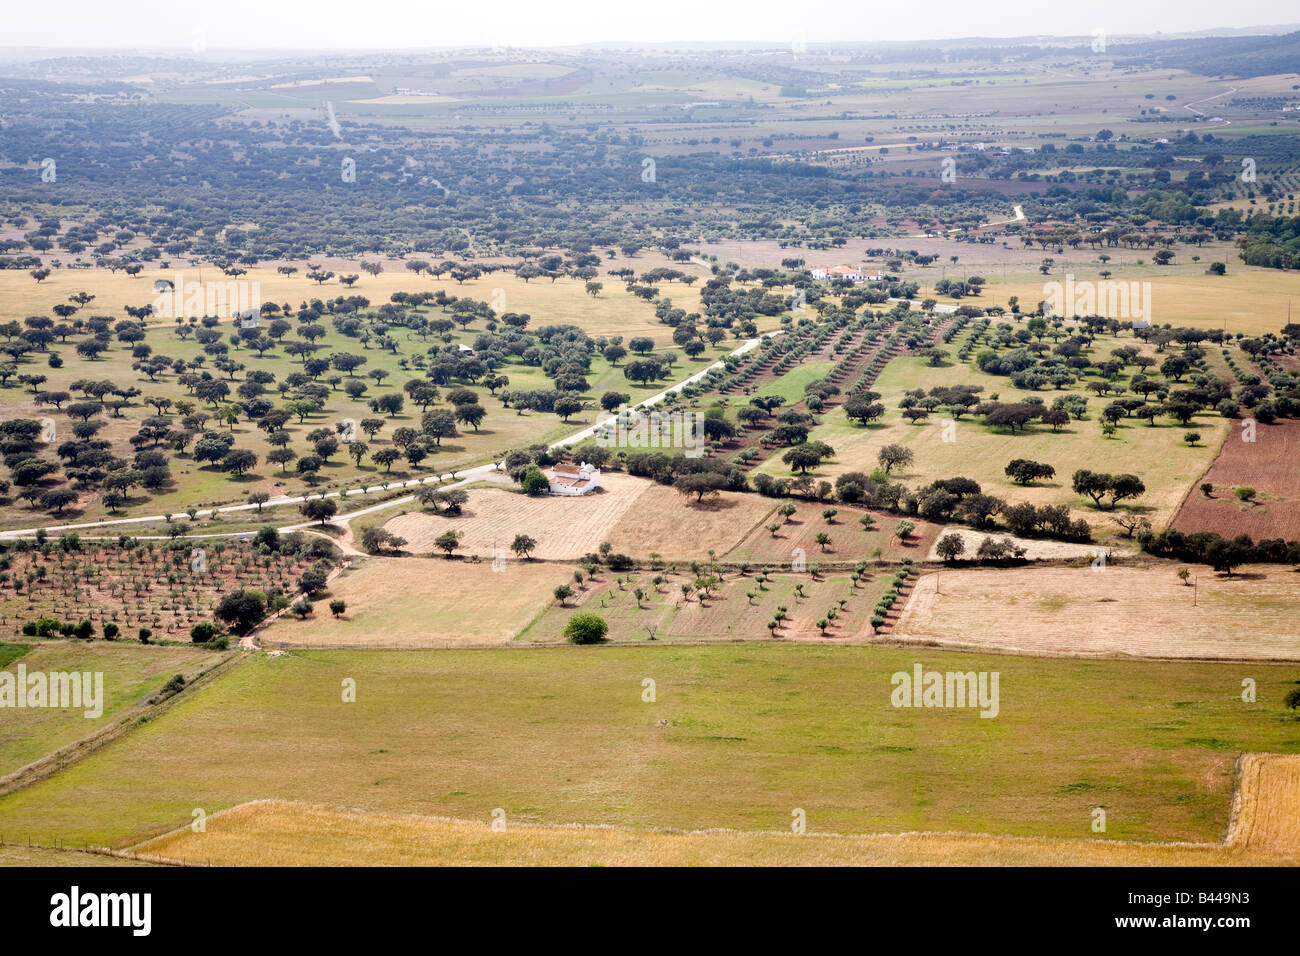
[686,497,743,511]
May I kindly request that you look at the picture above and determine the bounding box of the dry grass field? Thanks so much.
[262,556,561,647]
[1227,754,1300,855]
[0,845,152,866]
[517,566,895,644]
[724,499,941,566]
[894,565,1300,660]
[923,528,1136,562]
[383,473,648,559]
[766,352,1227,535]
[972,267,1300,338]
[601,483,778,562]
[381,475,780,563]
[127,798,1283,867]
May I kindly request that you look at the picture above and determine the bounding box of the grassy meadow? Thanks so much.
[0,641,227,777]
[0,644,1296,851]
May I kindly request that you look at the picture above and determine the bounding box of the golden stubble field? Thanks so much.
[972,266,1300,338]
[127,752,1300,865]
[893,564,1300,660]
[1228,753,1300,856]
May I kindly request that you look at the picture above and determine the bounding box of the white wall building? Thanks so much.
[548,462,601,496]
[811,265,882,284]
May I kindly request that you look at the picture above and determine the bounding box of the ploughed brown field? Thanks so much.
[1173,418,1300,542]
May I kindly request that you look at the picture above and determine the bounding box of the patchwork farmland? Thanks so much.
[1,22,1300,897]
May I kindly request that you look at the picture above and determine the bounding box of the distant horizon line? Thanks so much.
[0,24,1297,58]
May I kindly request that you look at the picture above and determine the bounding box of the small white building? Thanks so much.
[811,265,881,284]
[548,462,601,496]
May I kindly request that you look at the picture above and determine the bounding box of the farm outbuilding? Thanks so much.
[548,462,601,496]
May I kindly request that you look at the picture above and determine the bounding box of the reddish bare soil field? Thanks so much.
[1172,419,1300,542]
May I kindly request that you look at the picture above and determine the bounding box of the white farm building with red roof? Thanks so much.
[548,461,601,496]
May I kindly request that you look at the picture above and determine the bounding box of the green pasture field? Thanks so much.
[0,644,1294,849]
[0,641,226,777]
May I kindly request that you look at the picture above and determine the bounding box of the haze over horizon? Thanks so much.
[2,0,1297,53]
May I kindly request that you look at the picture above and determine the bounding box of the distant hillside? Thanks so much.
[1116,30,1300,79]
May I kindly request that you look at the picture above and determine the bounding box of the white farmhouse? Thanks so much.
[810,265,881,284]
[548,462,601,496]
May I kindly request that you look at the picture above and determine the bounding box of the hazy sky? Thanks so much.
[3,0,1295,50]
